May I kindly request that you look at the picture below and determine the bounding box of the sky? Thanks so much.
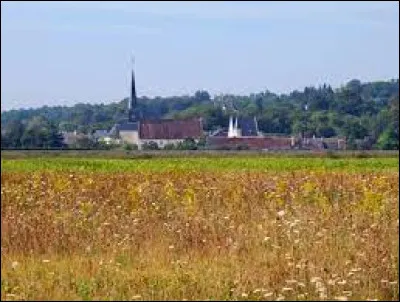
[1,1,399,111]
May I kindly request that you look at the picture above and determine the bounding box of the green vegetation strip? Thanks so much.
[1,157,398,172]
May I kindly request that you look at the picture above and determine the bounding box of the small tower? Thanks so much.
[254,116,260,136]
[228,116,234,137]
[234,116,239,137]
[228,115,240,138]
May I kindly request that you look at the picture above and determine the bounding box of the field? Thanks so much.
[1,155,399,301]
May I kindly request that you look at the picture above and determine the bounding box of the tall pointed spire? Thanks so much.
[128,55,137,122]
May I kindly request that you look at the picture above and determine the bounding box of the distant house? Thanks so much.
[61,131,89,146]
[92,129,120,145]
[92,129,109,140]
[114,118,203,149]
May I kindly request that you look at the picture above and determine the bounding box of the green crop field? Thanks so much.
[1,155,399,301]
[1,156,399,173]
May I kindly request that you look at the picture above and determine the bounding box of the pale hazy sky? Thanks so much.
[1,1,399,111]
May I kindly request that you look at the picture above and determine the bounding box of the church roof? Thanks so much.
[139,118,202,140]
[238,117,258,136]
[93,129,109,138]
[117,122,139,131]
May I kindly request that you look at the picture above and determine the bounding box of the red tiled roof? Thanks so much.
[139,118,203,140]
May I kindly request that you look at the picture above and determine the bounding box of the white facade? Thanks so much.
[119,132,200,150]
[119,131,179,149]
[119,130,140,145]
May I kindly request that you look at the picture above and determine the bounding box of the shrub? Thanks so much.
[123,143,138,151]
[142,141,160,150]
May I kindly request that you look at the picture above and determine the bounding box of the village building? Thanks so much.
[110,63,203,149]
[61,130,89,146]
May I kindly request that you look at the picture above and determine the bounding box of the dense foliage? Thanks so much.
[1,79,398,150]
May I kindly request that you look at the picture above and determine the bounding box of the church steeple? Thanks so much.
[128,56,137,122]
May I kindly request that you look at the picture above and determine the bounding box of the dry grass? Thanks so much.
[1,169,399,300]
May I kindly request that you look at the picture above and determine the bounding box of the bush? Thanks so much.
[375,127,399,150]
[176,138,198,150]
[163,143,176,150]
[123,143,138,151]
[142,141,160,150]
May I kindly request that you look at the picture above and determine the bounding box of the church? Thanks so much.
[111,65,203,149]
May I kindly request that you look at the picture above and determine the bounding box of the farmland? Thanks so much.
[1,155,399,300]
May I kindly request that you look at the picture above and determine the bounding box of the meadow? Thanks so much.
[1,155,399,300]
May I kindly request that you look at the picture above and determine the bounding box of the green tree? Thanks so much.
[338,116,368,140]
[1,132,10,148]
[2,120,25,148]
[388,94,399,138]
[194,90,211,102]
[59,121,76,132]
[176,138,198,150]
[376,127,399,150]
[20,116,65,148]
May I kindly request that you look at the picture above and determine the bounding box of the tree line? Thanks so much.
[1,79,398,150]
